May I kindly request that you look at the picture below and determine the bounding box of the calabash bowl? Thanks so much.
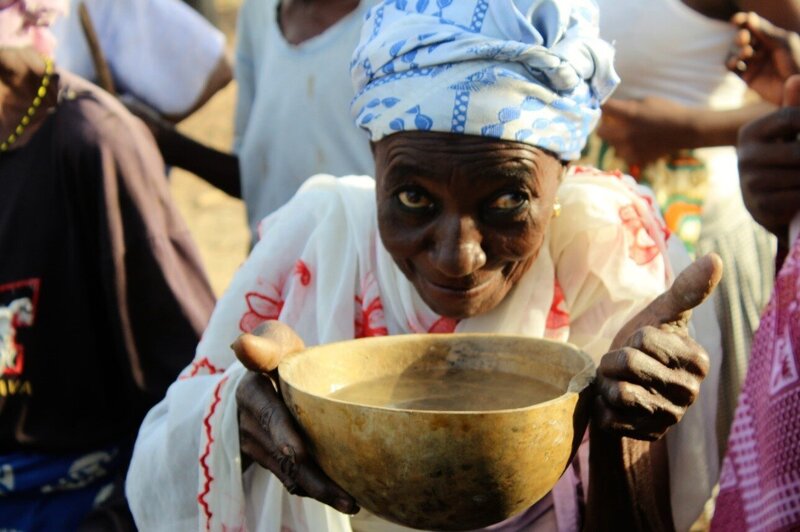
[278,334,595,530]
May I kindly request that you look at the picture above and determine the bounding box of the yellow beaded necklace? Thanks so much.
[1,57,54,153]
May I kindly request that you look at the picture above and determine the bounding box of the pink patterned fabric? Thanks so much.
[712,235,800,532]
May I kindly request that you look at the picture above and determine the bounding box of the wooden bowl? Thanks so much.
[278,334,595,530]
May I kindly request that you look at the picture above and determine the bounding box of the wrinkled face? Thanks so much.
[374,131,563,320]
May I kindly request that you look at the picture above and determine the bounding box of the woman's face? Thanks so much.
[374,131,563,320]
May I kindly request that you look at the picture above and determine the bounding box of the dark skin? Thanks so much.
[0,48,59,152]
[727,11,800,105]
[233,131,723,527]
[737,76,800,246]
[726,15,800,245]
[597,0,800,168]
[373,132,562,319]
[278,0,361,45]
[142,0,362,200]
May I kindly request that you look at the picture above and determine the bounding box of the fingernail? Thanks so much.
[337,498,358,514]
[230,337,241,353]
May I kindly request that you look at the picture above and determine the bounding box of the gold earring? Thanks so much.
[552,198,561,218]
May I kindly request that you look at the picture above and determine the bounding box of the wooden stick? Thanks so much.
[77,2,116,95]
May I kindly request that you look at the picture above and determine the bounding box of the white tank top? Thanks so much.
[598,0,746,109]
[597,0,747,208]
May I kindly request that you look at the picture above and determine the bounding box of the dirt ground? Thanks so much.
[169,0,247,296]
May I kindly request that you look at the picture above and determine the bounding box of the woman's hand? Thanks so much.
[597,97,695,167]
[728,12,800,106]
[738,76,800,243]
[234,321,359,514]
[594,254,723,441]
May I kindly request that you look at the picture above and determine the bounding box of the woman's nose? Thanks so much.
[431,215,487,277]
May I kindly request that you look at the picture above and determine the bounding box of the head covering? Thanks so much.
[0,0,67,56]
[350,0,619,160]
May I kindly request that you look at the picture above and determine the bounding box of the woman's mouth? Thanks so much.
[421,275,496,298]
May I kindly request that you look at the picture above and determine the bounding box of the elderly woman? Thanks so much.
[127,1,721,530]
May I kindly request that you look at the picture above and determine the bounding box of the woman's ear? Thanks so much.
[560,161,571,181]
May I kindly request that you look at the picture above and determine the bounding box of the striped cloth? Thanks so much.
[695,195,776,459]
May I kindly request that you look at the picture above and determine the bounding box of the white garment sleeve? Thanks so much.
[126,177,358,531]
[93,0,225,115]
[124,245,256,531]
[550,173,669,362]
[125,203,303,530]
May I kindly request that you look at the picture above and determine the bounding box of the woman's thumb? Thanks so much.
[611,254,723,349]
[232,321,306,374]
[659,253,724,327]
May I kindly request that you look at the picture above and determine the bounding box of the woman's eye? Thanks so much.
[488,192,527,211]
[397,189,433,210]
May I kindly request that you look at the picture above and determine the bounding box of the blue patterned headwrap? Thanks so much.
[350,0,619,160]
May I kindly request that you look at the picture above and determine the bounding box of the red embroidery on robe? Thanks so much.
[294,260,312,286]
[355,295,389,338]
[619,204,660,266]
[636,192,671,241]
[179,358,224,380]
[355,272,389,337]
[571,165,624,180]
[198,376,229,530]
[546,280,570,330]
[239,291,284,333]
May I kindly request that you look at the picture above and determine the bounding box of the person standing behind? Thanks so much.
[138,0,380,230]
[713,15,800,530]
[588,0,800,457]
[235,0,377,240]
[51,0,232,122]
[0,0,215,529]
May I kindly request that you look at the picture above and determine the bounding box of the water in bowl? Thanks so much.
[328,368,562,411]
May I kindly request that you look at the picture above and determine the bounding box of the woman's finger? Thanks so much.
[237,372,359,514]
[592,394,682,441]
[293,455,361,515]
[232,321,305,374]
[599,346,702,407]
[596,374,686,420]
[626,326,709,377]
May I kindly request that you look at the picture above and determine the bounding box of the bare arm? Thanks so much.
[157,125,241,199]
[585,435,672,531]
[123,97,241,198]
[685,100,777,147]
[162,54,233,123]
[598,98,776,167]
[736,0,800,33]
[585,255,723,530]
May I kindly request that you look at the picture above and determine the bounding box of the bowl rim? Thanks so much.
[278,333,597,416]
